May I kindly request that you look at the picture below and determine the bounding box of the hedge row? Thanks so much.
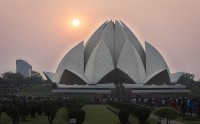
[109,101,151,124]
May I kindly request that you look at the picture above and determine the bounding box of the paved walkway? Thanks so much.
[150,114,184,124]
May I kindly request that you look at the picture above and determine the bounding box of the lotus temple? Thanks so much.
[44,20,189,97]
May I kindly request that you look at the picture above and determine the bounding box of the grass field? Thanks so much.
[175,116,200,124]
[16,85,54,96]
[83,105,119,124]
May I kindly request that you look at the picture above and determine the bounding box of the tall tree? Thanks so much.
[31,71,43,79]
[3,101,21,124]
[0,76,3,84]
[1,72,24,87]
[43,101,59,124]
[25,71,43,85]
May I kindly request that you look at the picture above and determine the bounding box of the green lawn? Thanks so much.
[175,116,200,124]
[16,85,54,96]
[83,105,119,124]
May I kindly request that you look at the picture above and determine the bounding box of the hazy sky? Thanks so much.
[0,0,200,80]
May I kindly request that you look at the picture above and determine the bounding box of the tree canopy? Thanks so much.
[177,72,195,84]
[0,71,45,88]
[154,107,178,124]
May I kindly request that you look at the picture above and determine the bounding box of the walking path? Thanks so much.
[150,114,184,124]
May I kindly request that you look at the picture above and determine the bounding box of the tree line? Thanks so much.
[0,71,49,89]
[177,72,199,85]
[0,97,86,124]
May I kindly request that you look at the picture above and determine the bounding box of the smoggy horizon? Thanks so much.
[0,0,200,80]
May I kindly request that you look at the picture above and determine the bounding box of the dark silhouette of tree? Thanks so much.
[177,72,195,85]
[133,106,151,124]
[68,109,86,124]
[29,102,37,118]
[43,101,59,124]
[51,83,57,89]
[118,109,130,124]
[36,101,43,116]
[18,101,29,121]
[3,101,21,124]
[0,76,3,83]
[0,71,45,89]
[25,70,43,85]
[1,71,24,87]
[0,105,1,118]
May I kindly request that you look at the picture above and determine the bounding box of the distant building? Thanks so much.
[16,59,32,77]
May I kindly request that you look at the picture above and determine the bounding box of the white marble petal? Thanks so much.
[43,72,58,83]
[99,20,115,62]
[144,42,171,84]
[84,21,107,68]
[117,40,146,84]
[85,40,114,84]
[120,21,145,67]
[56,41,87,83]
[170,72,184,83]
[114,20,129,66]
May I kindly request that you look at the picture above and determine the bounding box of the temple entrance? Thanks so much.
[97,68,135,98]
[114,83,125,98]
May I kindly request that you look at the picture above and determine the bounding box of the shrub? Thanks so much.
[118,109,130,124]
[18,102,29,121]
[0,105,1,117]
[154,107,178,124]
[68,109,86,124]
[29,103,37,118]
[133,106,151,124]
[36,102,43,116]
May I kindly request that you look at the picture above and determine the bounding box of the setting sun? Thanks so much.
[72,19,80,27]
